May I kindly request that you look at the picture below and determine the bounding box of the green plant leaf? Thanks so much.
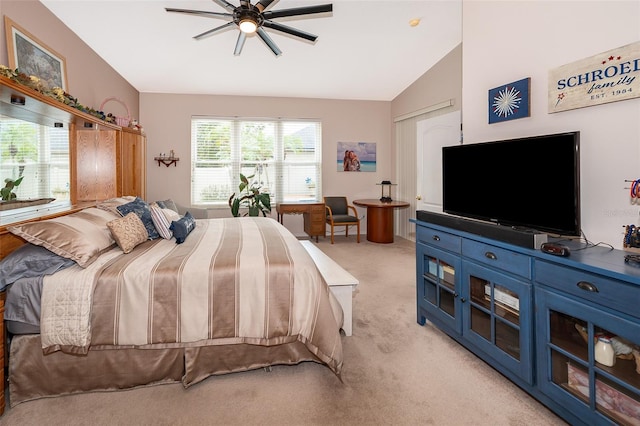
[231,198,240,217]
[257,193,271,211]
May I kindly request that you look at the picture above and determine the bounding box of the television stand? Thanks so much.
[412,217,640,425]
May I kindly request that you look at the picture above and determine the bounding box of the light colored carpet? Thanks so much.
[0,236,566,425]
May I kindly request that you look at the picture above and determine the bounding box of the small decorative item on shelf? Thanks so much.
[594,336,616,367]
[99,97,130,127]
[129,119,144,132]
[377,180,396,202]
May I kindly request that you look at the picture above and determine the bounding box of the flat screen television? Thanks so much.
[442,131,580,236]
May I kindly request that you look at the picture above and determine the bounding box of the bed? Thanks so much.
[0,199,343,407]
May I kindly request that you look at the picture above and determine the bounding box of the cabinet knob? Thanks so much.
[460,297,466,302]
[485,251,497,260]
[576,281,599,292]
[432,235,441,241]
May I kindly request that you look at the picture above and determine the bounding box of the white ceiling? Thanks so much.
[41,0,462,101]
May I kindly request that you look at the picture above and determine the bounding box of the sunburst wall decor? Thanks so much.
[488,77,531,124]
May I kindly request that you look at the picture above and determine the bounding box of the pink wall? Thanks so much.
[1,1,139,119]
[391,44,462,121]
[141,93,392,235]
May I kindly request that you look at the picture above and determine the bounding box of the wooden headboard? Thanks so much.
[0,77,128,263]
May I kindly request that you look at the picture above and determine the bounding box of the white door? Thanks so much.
[416,110,461,212]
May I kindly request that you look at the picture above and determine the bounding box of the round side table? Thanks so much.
[353,199,410,243]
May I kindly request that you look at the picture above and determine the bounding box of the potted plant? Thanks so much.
[228,173,271,217]
[1,176,24,201]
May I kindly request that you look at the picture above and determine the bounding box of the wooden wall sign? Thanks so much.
[549,41,640,113]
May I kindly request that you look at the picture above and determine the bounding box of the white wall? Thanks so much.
[462,0,640,249]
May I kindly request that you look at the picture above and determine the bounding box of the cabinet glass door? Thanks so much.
[537,288,640,425]
[463,262,532,384]
[420,246,461,334]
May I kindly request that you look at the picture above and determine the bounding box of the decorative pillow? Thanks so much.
[149,203,173,239]
[0,243,76,291]
[96,196,136,216]
[116,197,160,240]
[107,212,149,254]
[162,207,181,223]
[156,199,179,213]
[170,211,196,244]
[8,207,118,267]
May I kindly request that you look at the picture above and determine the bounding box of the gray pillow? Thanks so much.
[0,244,76,291]
[156,199,179,213]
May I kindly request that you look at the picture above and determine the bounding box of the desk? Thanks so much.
[353,199,410,243]
[276,202,325,242]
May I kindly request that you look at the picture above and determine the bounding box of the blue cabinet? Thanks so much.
[413,217,640,426]
[535,262,640,425]
[416,223,534,385]
[417,243,462,334]
[462,261,533,385]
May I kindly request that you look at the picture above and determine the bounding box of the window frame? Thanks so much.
[0,114,70,201]
[190,116,322,207]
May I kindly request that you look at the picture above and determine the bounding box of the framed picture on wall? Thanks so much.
[4,16,69,91]
[337,141,376,172]
[488,77,530,124]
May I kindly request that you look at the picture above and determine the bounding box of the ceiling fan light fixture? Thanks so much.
[239,18,257,33]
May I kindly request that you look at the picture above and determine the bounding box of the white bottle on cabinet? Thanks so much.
[594,336,616,367]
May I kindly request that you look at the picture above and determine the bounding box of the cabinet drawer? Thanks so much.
[417,226,461,253]
[462,239,531,279]
[535,260,638,318]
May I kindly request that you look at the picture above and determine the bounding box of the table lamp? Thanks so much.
[377,180,396,202]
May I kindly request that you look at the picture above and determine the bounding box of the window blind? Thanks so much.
[0,115,69,200]
[191,117,322,205]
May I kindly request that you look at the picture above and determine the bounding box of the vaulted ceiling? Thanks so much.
[41,0,462,101]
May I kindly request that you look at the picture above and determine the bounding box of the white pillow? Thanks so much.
[149,203,173,239]
[162,207,181,222]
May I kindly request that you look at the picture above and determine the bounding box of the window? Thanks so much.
[0,114,70,201]
[191,117,322,206]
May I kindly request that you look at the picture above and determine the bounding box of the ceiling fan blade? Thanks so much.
[211,0,237,12]
[165,8,232,19]
[194,21,236,40]
[262,21,317,42]
[262,4,332,20]
[234,32,247,56]
[255,0,277,13]
[256,28,282,56]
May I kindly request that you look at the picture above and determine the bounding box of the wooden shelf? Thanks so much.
[154,157,179,167]
[0,75,119,130]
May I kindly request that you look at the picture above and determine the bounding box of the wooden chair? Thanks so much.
[324,196,360,244]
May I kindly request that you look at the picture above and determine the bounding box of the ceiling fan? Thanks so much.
[166,0,333,57]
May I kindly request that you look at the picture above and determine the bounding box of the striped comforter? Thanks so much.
[40,217,343,375]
